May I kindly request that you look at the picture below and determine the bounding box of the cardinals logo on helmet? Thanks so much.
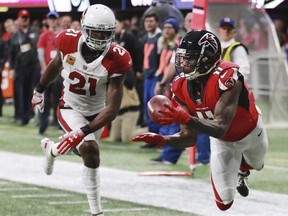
[198,33,219,53]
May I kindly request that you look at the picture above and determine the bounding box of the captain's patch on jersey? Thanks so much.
[66,55,76,65]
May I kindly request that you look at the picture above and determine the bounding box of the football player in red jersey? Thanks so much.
[32,4,132,216]
[132,30,269,211]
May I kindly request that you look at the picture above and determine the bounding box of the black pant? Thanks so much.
[14,66,40,124]
[39,76,62,133]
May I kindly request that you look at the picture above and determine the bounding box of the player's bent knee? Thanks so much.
[216,200,234,211]
[80,141,100,167]
[80,141,99,154]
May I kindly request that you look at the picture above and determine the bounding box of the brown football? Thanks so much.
[147,95,172,124]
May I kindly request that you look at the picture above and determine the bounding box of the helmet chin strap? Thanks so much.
[184,45,206,80]
[183,60,219,80]
[86,41,97,50]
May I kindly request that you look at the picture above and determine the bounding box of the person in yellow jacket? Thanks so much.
[218,17,250,80]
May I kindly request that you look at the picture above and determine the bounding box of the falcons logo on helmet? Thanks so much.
[198,33,219,53]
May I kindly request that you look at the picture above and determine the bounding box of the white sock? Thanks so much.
[51,143,60,157]
[82,166,102,215]
[239,170,248,175]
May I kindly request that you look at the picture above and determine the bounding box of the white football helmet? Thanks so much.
[81,4,116,51]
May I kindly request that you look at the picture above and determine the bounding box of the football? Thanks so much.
[147,95,172,124]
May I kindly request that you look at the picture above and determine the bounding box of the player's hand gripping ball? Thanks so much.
[148,95,172,124]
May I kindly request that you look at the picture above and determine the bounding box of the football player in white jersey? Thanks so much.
[32,4,132,216]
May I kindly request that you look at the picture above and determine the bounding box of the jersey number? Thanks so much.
[65,29,80,37]
[195,110,214,120]
[69,72,97,96]
[112,44,126,56]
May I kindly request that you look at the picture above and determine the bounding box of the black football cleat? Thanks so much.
[237,170,250,197]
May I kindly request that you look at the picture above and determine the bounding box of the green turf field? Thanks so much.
[0,103,288,215]
[0,179,196,216]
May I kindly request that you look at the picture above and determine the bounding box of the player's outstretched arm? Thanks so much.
[132,125,197,149]
[132,133,166,148]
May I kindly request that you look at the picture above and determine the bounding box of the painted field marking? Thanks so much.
[84,208,150,213]
[0,187,39,191]
[269,157,288,163]
[1,151,288,216]
[0,181,12,185]
[12,193,71,198]
[49,200,107,205]
[49,200,88,205]
[103,208,150,212]
[265,165,288,171]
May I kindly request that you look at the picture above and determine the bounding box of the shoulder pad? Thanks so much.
[55,29,82,55]
[212,61,240,91]
[171,76,186,101]
[102,42,132,76]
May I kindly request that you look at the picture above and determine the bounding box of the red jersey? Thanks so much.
[172,60,258,142]
[37,30,58,64]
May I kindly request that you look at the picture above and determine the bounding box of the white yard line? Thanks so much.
[103,208,150,213]
[48,200,88,205]
[84,208,150,213]
[0,151,287,216]
[12,193,71,198]
[265,164,288,171]
[0,187,39,191]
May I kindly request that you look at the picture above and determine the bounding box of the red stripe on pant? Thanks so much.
[211,175,234,211]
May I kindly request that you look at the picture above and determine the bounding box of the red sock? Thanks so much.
[239,156,253,173]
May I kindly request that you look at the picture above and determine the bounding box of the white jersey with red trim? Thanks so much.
[55,29,132,116]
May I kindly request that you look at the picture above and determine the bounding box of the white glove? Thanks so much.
[31,89,44,113]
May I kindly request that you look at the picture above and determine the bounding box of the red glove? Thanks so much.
[131,132,166,148]
[57,129,85,154]
[158,99,191,125]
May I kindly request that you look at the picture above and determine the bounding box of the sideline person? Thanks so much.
[218,17,250,80]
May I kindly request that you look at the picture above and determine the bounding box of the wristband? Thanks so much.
[35,83,46,93]
[80,125,92,136]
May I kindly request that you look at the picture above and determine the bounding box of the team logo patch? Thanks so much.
[66,55,76,65]
[198,33,218,53]
[225,77,235,86]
